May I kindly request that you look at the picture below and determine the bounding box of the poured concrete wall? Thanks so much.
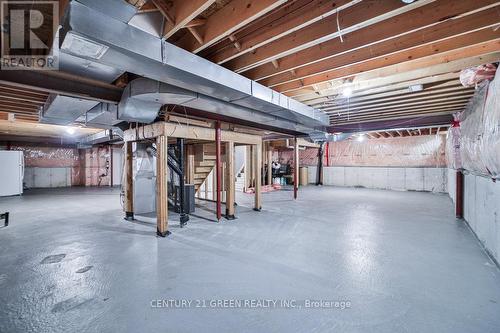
[447,168,500,263]
[309,166,447,192]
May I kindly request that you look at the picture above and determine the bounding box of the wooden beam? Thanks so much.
[228,0,421,72]
[156,135,169,236]
[154,0,214,39]
[176,0,288,53]
[273,32,500,92]
[225,141,236,219]
[253,142,262,210]
[123,122,262,145]
[124,142,134,220]
[208,0,354,65]
[244,0,499,80]
[186,145,195,184]
[267,143,272,185]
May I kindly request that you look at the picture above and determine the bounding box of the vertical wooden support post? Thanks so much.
[156,135,169,237]
[267,143,273,185]
[294,138,299,200]
[253,142,262,211]
[215,121,222,221]
[186,145,195,185]
[124,141,134,220]
[225,141,235,219]
[456,170,464,219]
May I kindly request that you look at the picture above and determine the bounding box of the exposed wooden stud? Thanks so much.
[186,145,195,184]
[124,142,134,220]
[253,142,262,211]
[156,135,169,237]
[267,143,273,185]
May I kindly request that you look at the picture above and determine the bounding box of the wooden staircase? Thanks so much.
[192,143,220,193]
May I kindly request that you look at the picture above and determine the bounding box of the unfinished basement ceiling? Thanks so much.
[0,0,498,139]
[144,0,499,129]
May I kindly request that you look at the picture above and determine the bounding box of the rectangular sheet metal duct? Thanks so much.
[59,1,329,134]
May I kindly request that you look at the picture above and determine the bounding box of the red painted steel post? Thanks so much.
[325,142,329,166]
[294,137,298,200]
[456,170,464,219]
[215,121,222,221]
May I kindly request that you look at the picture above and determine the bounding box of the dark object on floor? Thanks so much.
[0,212,9,227]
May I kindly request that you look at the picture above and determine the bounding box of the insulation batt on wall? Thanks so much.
[276,135,446,168]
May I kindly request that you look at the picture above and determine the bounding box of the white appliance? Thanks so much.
[0,151,24,196]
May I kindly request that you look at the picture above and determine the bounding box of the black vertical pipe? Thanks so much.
[177,138,188,227]
[317,142,324,186]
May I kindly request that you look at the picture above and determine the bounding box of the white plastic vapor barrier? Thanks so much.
[447,69,500,179]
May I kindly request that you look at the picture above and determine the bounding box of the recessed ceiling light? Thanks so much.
[409,84,424,92]
[342,87,353,98]
[66,127,76,135]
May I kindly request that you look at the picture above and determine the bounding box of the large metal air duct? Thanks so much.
[59,0,329,135]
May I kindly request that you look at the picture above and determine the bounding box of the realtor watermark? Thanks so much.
[151,299,352,310]
[1,1,59,70]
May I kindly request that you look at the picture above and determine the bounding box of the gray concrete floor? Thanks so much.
[0,186,499,333]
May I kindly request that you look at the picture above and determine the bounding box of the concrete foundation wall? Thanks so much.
[24,167,73,188]
[309,166,447,192]
[447,168,500,263]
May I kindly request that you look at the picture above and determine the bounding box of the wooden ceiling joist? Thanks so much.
[226,0,421,73]
[261,9,500,87]
[284,48,500,97]
[322,90,474,112]
[243,0,499,81]
[317,83,469,108]
[333,109,462,126]
[328,100,470,118]
[331,106,466,124]
[274,33,500,93]
[175,0,289,54]
[153,0,215,39]
[206,0,355,65]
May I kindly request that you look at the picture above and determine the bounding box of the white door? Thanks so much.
[0,151,24,196]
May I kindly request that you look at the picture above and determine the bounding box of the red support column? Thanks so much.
[456,170,464,219]
[294,138,299,200]
[325,142,329,166]
[215,121,222,221]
